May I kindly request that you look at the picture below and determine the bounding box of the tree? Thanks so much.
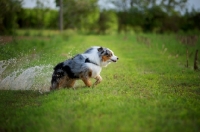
[55,0,99,30]
[160,0,187,14]
[98,10,118,34]
[110,0,187,13]
[107,0,188,33]
[0,0,22,34]
[59,0,63,31]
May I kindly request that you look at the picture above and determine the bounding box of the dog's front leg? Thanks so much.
[93,75,102,86]
[66,79,76,88]
[82,78,92,87]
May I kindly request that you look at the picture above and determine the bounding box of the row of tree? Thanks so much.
[0,0,200,35]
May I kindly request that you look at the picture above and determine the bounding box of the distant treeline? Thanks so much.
[17,8,58,29]
[0,0,200,35]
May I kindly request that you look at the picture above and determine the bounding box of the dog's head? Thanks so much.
[98,47,119,67]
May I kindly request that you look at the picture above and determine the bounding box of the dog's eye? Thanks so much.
[105,51,113,57]
[105,53,110,57]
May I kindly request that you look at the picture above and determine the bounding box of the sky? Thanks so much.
[22,0,200,11]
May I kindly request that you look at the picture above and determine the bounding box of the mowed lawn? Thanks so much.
[0,32,200,132]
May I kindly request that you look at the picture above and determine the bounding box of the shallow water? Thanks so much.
[0,59,52,92]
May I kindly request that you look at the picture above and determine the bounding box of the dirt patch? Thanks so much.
[176,35,199,46]
[0,36,13,44]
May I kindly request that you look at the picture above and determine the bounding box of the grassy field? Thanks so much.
[0,30,200,132]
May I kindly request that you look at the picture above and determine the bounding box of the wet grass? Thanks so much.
[0,31,200,132]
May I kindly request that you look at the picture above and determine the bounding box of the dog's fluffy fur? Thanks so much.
[50,46,118,90]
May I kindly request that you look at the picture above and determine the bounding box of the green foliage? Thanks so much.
[144,6,167,32]
[61,0,99,30]
[111,0,200,33]
[0,0,22,35]
[98,10,118,34]
[180,10,200,32]
[18,8,58,29]
[0,32,200,131]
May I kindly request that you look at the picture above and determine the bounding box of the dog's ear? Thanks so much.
[98,47,103,52]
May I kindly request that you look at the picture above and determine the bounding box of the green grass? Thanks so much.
[0,31,200,132]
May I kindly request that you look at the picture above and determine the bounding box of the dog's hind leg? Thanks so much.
[93,75,102,86]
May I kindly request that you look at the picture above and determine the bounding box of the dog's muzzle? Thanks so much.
[111,56,119,62]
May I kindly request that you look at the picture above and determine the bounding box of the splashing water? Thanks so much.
[0,59,16,75]
[0,59,52,92]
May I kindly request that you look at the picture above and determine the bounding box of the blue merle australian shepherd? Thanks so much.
[50,46,119,90]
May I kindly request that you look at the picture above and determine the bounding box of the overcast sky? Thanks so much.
[22,0,200,11]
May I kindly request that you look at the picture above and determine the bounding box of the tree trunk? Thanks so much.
[59,0,63,32]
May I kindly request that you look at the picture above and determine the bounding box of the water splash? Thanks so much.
[0,59,52,92]
[0,59,16,75]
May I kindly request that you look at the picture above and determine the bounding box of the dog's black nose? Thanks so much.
[117,57,119,60]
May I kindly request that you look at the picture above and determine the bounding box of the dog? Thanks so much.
[50,46,118,90]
